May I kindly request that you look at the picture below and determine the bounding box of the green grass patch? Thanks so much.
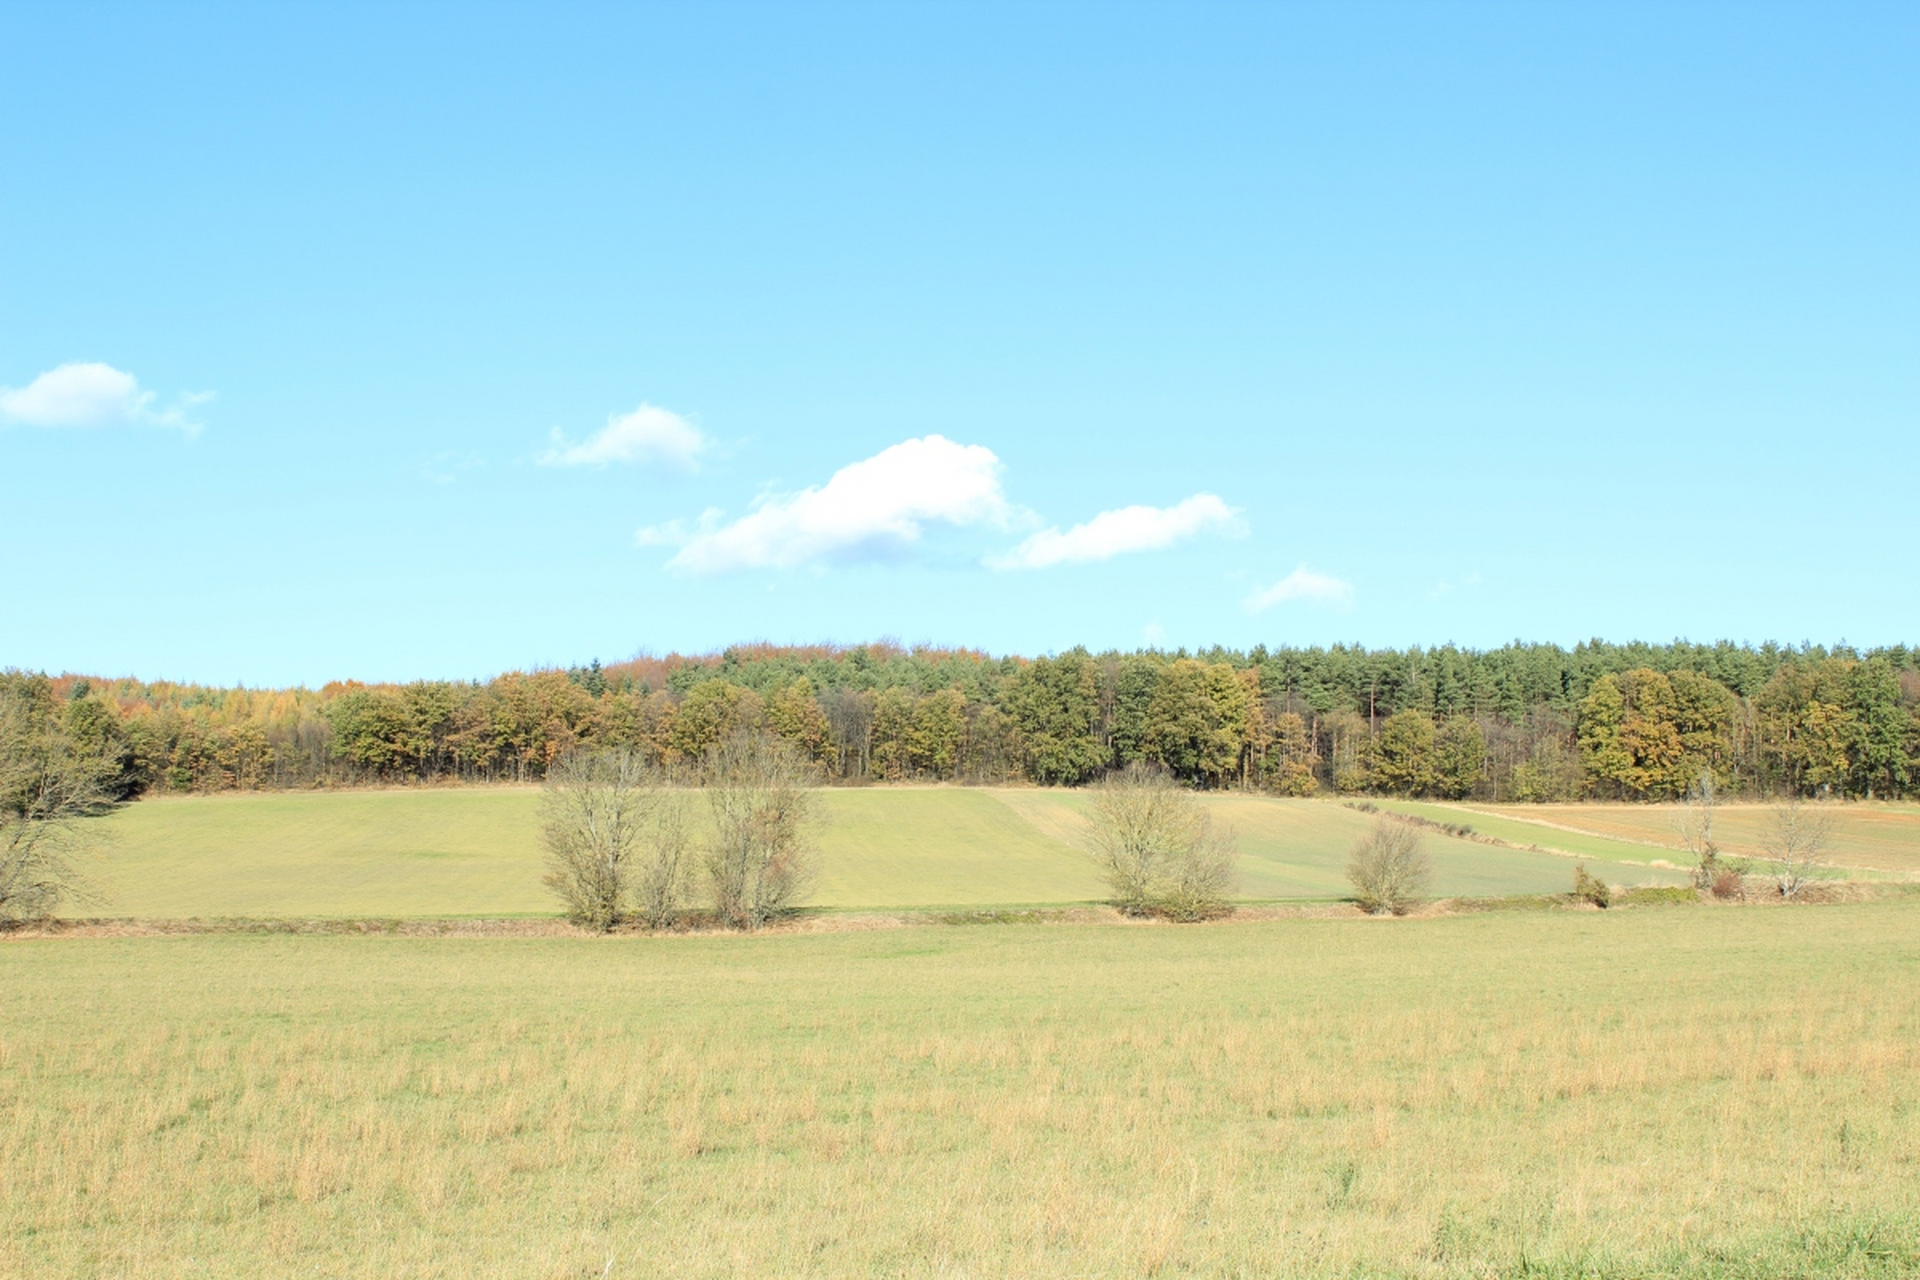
[86,787,1690,920]
[1365,798,1689,867]
[1475,801,1920,875]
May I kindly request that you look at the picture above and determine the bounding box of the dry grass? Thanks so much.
[5,903,1918,1277]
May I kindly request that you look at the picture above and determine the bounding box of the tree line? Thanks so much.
[9,637,1920,801]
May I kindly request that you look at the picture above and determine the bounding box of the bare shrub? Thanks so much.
[540,749,686,931]
[1674,770,1721,890]
[704,732,818,930]
[1710,870,1745,901]
[1572,863,1611,908]
[1346,816,1430,916]
[1762,796,1836,900]
[2,676,112,925]
[1086,762,1236,920]
[628,796,693,931]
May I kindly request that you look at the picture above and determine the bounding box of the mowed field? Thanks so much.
[1471,802,1920,874]
[6,904,1918,1278]
[1364,800,1920,878]
[81,788,1695,919]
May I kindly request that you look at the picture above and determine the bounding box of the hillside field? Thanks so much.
[1472,801,1920,874]
[77,788,1701,919]
[6,903,1918,1278]
[1359,800,1920,880]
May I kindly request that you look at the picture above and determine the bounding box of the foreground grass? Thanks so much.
[5,904,1918,1277]
[88,788,1680,919]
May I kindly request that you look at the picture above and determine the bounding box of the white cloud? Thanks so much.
[0,362,207,433]
[986,493,1243,570]
[540,403,711,470]
[663,436,1007,573]
[1243,566,1355,612]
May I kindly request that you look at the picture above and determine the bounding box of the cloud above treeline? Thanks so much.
[540,403,711,470]
[987,493,1244,570]
[645,435,1008,573]
[635,433,1249,577]
[1243,566,1355,612]
[0,362,209,434]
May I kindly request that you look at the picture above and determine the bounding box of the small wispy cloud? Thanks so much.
[540,403,711,471]
[660,436,1009,573]
[1428,571,1484,600]
[635,508,725,548]
[986,493,1244,570]
[0,362,209,434]
[1243,566,1354,612]
[422,451,485,485]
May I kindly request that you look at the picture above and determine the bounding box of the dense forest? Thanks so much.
[7,640,1920,802]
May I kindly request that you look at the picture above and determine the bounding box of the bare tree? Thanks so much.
[629,795,693,931]
[1762,796,1836,899]
[704,732,818,929]
[540,749,686,931]
[1346,815,1431,916]
[1674,769,1721,890]
[1086,762,1236,920]
[1,676,112,925]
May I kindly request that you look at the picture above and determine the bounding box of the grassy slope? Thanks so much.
[89,788,549,918]
[1004,790,1640,899]
[5,904,1917,1278]
[1365,799,1697,867]
[88,788,1685,919]
[811,789,1103,907]
[1474,801,1920,874]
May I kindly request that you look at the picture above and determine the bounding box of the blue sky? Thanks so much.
[3,2,1915,686]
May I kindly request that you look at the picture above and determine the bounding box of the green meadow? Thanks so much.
[1361,799,1920,878]
[6,904,1918,1278]
[1367,802,1712,871]
[1471,801,1920,874]
[80,787,1696,920]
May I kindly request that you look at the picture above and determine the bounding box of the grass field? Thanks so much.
[1359,800,1694,868]
[6,903,1918,1278]
[1470,802,1920,875]
[81,788,1693,919]
[1357,800,1920,878]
